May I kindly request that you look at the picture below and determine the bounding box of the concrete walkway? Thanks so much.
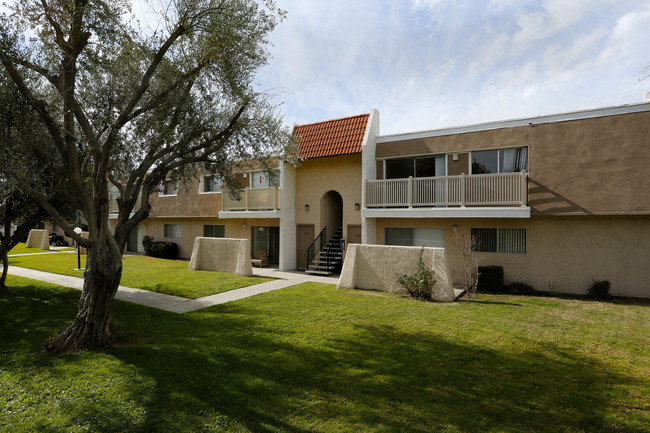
[4,265,340,314]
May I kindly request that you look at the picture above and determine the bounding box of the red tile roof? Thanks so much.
[293,113,370,159]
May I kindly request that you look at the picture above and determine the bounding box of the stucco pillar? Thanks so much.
[362,217,377,245]
[360,109,379,246]
[279,162,297,270]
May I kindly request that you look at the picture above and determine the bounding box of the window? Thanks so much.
[471,147,527,174]
[160,180,179,196]
[201,175,222,193]
[471,228,526,254]
[251,226,280,264]
[203,224,225,238]
[385,156,445,179]
[385,228,445,248]
[250,169,280,189]
[164,223,181,238]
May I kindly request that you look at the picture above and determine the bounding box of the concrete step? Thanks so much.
[305,269,332,276]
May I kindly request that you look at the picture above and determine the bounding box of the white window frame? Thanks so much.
[470,146,528,175]
[249,169,280,189]
[198,175,222,194]
[159,180,179,197]
[163,223,182,239]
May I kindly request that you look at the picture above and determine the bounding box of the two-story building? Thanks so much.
[126,102,650,298]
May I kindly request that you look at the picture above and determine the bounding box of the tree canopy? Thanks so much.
[0,0,288,352]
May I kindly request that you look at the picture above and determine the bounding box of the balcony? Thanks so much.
[220,187,281,218]
[363,171,530,218]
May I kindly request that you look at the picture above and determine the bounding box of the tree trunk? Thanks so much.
[46,240,123,353]
[0,252,8,291]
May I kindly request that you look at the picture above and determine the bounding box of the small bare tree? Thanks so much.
[453,232,481,298]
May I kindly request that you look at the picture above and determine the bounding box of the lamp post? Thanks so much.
[74,227,83,270]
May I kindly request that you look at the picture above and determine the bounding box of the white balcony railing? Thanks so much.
[364,171,527,208]
[222,187,281,211]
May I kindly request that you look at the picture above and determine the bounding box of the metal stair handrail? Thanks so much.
[305,226,327,268]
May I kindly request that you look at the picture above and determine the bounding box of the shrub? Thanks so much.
[453,233,480,298]
[148,241,179,259]
[588,280,611,301]
[49,234,67,246]
[397,249,436,301]
[142,236,153,256]
[505,281,535,295]
[477,266,504,292]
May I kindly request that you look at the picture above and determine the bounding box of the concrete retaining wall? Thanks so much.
[25,229,50,250]
[188,237,252,276]
[337,244,455,302]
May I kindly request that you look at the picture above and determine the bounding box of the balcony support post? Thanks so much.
[460,173,466,208]
[362,178,367,209]
[407,176,413,208]
[520,170,527,207]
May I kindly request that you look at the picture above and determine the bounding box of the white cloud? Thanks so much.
[257,0,650,134]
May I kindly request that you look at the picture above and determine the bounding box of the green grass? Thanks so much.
[7,242,51,255]
[1,276,648,432]
[8,254,272,299]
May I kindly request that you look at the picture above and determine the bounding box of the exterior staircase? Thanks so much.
[305,227,343,276]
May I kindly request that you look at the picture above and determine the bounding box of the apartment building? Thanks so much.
[126,102,650,298]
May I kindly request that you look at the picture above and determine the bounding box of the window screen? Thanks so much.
[471,228,526,254]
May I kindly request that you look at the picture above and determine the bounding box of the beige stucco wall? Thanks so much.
[376,111,650,215]
[144,217,279,259]
[374,215,650,298]
[25,229,49,250]
[295,154,362,243]
[148,178,223,217]
[338,244,455,302]
[188,237,252,276]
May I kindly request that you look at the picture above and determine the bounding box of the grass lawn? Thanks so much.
[7,242,52,255]
[8,242,75,255]
[7,254,272,299]
[1,276,648,433]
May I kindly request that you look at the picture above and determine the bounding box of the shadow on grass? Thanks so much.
[1,280,646,433]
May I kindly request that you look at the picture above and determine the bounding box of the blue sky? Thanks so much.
[255,0,650,134]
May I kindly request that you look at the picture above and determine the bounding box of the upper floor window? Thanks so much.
[385,155,445,179]
[471,147,527,175]
[201,175,222,193]
[160,180,179,196]
[250,169,280,189]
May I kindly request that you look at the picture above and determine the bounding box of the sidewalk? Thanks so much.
[4,265,339,314]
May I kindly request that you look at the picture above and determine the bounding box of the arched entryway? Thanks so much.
[320,190,343,242]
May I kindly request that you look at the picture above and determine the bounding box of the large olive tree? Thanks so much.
[0,0,288,352]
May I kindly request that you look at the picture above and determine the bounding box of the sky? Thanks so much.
[254,0,650,135]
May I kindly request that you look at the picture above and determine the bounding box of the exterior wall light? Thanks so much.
[354,203,360,210]
[243,223,247,229]
[304,204,309,211]
[452,225,459,233]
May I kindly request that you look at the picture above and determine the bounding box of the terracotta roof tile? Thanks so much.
[293,113,370,159]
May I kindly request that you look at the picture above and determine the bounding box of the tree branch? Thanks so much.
[9,176,90,247]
